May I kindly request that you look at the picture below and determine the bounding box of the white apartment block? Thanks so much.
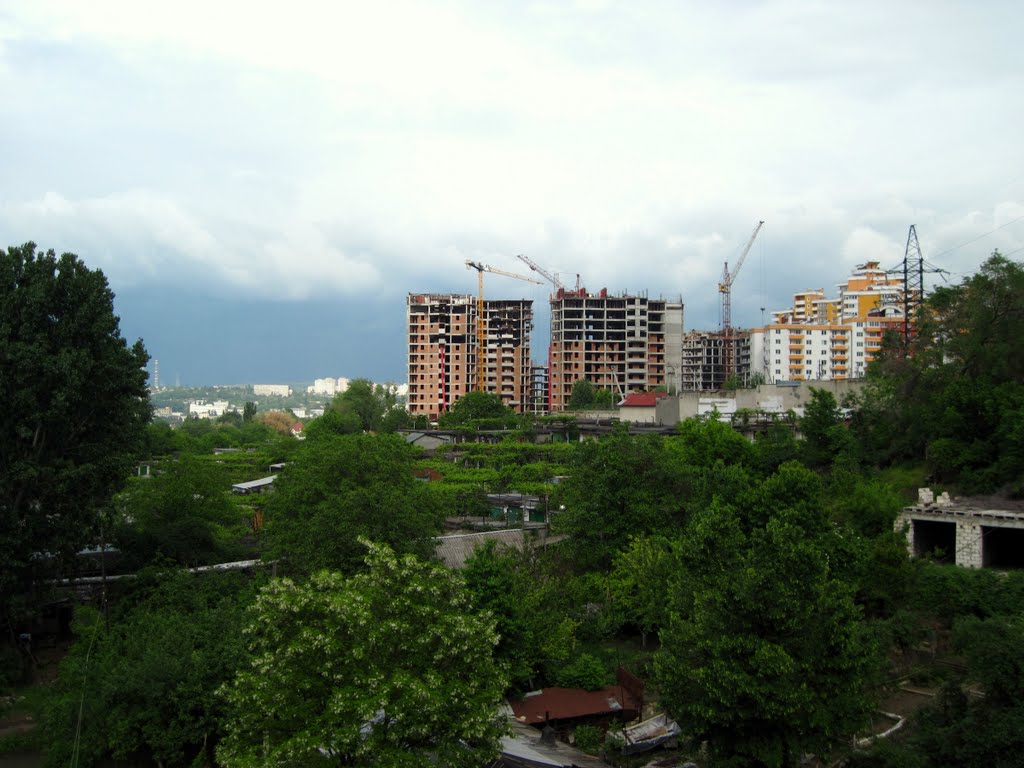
[307,377,351,396]
[188,400,230,419]
[253,384,292,397]
[751,261,908,383]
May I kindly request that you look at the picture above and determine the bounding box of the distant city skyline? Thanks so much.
[4,2,1022,385]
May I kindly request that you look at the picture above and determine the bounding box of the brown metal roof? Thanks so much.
[510,685,641,724]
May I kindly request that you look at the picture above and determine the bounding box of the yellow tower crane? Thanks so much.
[465,260,543,393]
[718,220,764,383]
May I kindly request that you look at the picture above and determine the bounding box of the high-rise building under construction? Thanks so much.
[406,293,533,420]
[548,288,683,411]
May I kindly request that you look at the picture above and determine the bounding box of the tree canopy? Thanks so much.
[262,433,443,575]
[656,464,876,767]
[218,542,507,768]
[851,252,1024,492]
[327,378,409,433]
[437,390,517,428]
[0,243,150,606]
[567,378,617,410]
[44,570,259,768]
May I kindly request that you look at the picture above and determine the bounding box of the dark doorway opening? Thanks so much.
[913,519,956,564]
[981,526,1024,569]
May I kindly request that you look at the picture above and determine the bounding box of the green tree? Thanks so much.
[44,570,258,768]
[218,542,508,768]
[217,410,243,428]
[554,426,688,570]
[908,615,1024,767]
[656,464,876,767]
[800,387,853,469]
[438,390,516,428]
[609,535,674,647]
[592,387,617,409]
[141,421,181,458]
[242,400,257,423]
[850,253,1024,490]
[566,378,617,410]
[463,542,575,689]
[567,378,597,409]
[0,243,150,621]
[330,379,407,433]
[113,456,247,569]
[263,434,443,575]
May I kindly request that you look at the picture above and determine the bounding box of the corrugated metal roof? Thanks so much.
[510,685,641,724]
[231,475,276,493]
[619,392,669,408]
[433,529,525,569]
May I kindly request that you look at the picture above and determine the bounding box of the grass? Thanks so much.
[0,682,48,755]
[878,464,936,501]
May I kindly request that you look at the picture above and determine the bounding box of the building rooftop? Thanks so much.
[509,684,641,725]
[619,392,669,408]
[433,529,526,569]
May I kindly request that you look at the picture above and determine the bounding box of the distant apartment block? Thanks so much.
[548,288,683,411]
[407,293,533,420]
[253,384,292,397]
[680,330,752,390]
[188,400,230,419]
[307,377,350,396]
[750,261,908,383]
[527,364,549,416]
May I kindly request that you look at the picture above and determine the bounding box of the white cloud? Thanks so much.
[2,190,380,299]
[0,0,1022,330]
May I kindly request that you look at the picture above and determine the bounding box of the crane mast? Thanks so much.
[719,220,764,331]
[465,260,543,393]
[718,220,764,385]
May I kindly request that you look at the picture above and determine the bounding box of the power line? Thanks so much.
[930,214,1024,260]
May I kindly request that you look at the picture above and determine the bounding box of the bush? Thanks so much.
[552,653,609,691]
[573,724,604,754]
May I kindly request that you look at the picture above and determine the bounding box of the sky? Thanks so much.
[2,0,1022,386]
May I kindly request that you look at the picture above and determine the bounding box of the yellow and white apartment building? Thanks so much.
[750,262,907,382]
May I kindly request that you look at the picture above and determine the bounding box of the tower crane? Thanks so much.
[719,220,764,331]
[516,254,563,293]
[465,260,543,393]
[718,220,764,383]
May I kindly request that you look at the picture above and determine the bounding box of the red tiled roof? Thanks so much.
[510,685,641,724]
[619,392,668,408]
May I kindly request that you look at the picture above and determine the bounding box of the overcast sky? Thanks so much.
[2,1,1022,385]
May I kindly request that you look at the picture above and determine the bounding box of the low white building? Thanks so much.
[253,384,291,397]
[188,400,230,419]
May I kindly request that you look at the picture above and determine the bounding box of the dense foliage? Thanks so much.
[657,464,876,767]
[11,248,1024,768]
[437,390,519,429]
[218,542,507,768]
[44,571,261,767]
[0,243,150,624]
[851,252,1024,492]
[262,433,443,575]
[567,377,618,410]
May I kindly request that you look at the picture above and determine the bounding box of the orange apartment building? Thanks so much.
[548,288,684,411]
[751,261,907,382]
[406,293,533,420]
